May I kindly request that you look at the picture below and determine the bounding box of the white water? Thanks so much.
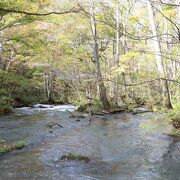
[0,107,179,180]
[16,104,76,114]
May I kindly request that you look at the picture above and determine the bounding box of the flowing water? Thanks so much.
[0,105,179,180]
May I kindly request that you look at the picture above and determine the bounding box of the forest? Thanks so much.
[0,0,180,179]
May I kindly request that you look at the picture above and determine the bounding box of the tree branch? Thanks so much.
[103,77,180,86]
[0,7,82,16]
[151,0,180,7]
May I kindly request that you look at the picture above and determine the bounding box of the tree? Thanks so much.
[89,3,110,110]
[146,0,173,108]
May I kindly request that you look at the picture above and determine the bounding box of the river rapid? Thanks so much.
[0,105,179,180]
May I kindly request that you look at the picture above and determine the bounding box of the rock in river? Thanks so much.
[60,153,90,162]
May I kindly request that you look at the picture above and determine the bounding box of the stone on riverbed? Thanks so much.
[60,153,90,162]
[45,122,63,128]
[32,104,54,108]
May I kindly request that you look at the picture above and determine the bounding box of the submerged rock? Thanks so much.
[60,153,90,162]
[0,141,26,154]
[32,104,54,108]
[45,122,63,128]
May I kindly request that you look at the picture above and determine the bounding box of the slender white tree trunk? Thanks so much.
[113,3,120,105]
[90,5,110,110]
[147,0,172,108]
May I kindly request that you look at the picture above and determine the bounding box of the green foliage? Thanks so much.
[128,16,139,23]
[120,51,139,62]
[162,5,176,11]
[93,98,103,110]
[0,70,44,113]
[0,97,14,114]
[18,95,43,106]
[0,0,179,117]
[0,0,50,11]
[0,97,13,107]
[162,5,176,17]
[167,101,180,131]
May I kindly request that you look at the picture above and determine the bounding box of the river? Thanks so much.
[0,105,179,180]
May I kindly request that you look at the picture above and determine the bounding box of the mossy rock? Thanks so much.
[60,153,90,162]
[13,141,26,150]
[0,145,11,154]
[0,141,26,154]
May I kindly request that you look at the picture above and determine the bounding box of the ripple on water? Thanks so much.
[0,110,179,180]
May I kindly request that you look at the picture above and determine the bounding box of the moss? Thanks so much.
[61,153,90,162]
[0,141,26,154]
[0,145,11,154]
[13,141,26,150]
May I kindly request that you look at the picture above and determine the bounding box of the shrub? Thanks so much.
[0,97,14,114]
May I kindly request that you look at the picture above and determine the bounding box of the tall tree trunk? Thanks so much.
[121,72,126,94]
[44,70,54,103]
[113,4,120,105]
[147,1,172,108]
[176,0,180,42]
[90,6,110,110]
